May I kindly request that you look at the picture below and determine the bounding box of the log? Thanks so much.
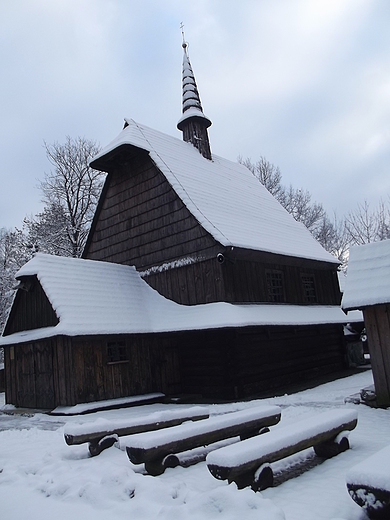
[207,409,358,488]
[125,406,281,466]
[64,407,209,446]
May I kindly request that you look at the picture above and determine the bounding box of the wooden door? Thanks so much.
[15,341,55,409]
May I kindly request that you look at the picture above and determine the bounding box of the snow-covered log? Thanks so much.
[207,408,358,490]
[64,406,210,455]
[346,444,390,519]
[124,405,281,475]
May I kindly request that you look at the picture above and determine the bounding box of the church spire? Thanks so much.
[177,28,212,160]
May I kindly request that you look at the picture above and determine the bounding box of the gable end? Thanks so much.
[3,275,59,336]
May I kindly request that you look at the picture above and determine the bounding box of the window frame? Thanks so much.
[301,273,318,303]
[265,269,285,303]
[106,340,128,365]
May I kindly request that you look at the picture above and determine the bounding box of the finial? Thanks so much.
[180,22,187,50]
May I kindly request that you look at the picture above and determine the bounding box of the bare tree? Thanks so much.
[241,156,335,253]
[377,199,390,241]
[0,228,30,334]
[315,214,350,270]
[345,200,380,245]
[239,156,283,198]
[41,136,104,257]
[278,184,326,235]
[23,203,72,257]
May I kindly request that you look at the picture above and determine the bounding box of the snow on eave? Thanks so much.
[0,254,349,347]
[89,119,338,265]
[0,304,349,346]
[341,240,390,311]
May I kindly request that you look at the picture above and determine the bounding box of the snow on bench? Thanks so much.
[53,392,165,416]
[346,444,390,519]
[64,406,209,456]
[124,405,282,475]
[207,408,358,491]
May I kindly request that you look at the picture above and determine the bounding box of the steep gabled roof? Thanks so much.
[91,119,337,265]
[0,253,347,345]
[342,239,390,310]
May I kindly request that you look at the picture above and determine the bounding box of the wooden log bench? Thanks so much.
[206,408,358,491]
[346,444,390,519]
[64,406,209,456]
[124,405,282,475]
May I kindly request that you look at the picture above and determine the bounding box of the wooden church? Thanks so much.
[1,41,349,409]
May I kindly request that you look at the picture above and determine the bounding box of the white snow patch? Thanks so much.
[342,239,390,310]
[1,371,389,519]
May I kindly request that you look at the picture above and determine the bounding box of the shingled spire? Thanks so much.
[177,35,212,160]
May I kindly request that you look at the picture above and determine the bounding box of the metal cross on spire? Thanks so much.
[180,22,188,50]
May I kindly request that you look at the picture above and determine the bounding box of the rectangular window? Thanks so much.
[301,274,317,303]
[266,270,285,302]
[107,341,128,364]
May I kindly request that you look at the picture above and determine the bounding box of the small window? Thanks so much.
[301,274,317,303]
[107,341,128,364]
[266,270,285,302]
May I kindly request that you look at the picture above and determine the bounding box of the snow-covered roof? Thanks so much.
[91,119,337,265]
[0,253,349,345]
[342,240,390,311]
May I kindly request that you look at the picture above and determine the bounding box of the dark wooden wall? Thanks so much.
[4,322,346,407]
[0,368,5,392]
[233,324,345,397]
[363,304,390,406]
[4,334,181,408]
[4,340,55,409]
[3,276,59,336]
[84,151,220,270]
[70,335,181,405]
[144,257,341,305]
[178,324,346,399]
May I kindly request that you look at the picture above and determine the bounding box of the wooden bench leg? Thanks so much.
[163,454,180,469]
[230,463,274,491]
[88,435,118,457]
[314,435,349,458]
[144,458,166,476]
[252,464,274,492]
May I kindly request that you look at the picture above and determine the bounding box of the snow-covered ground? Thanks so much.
[0,369,388,520]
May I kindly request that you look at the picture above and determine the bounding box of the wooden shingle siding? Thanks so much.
[144,258,225,304]
[3,277,59,336]
[84,153,219,269]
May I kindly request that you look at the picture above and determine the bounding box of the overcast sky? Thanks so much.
[1,0,389,230]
